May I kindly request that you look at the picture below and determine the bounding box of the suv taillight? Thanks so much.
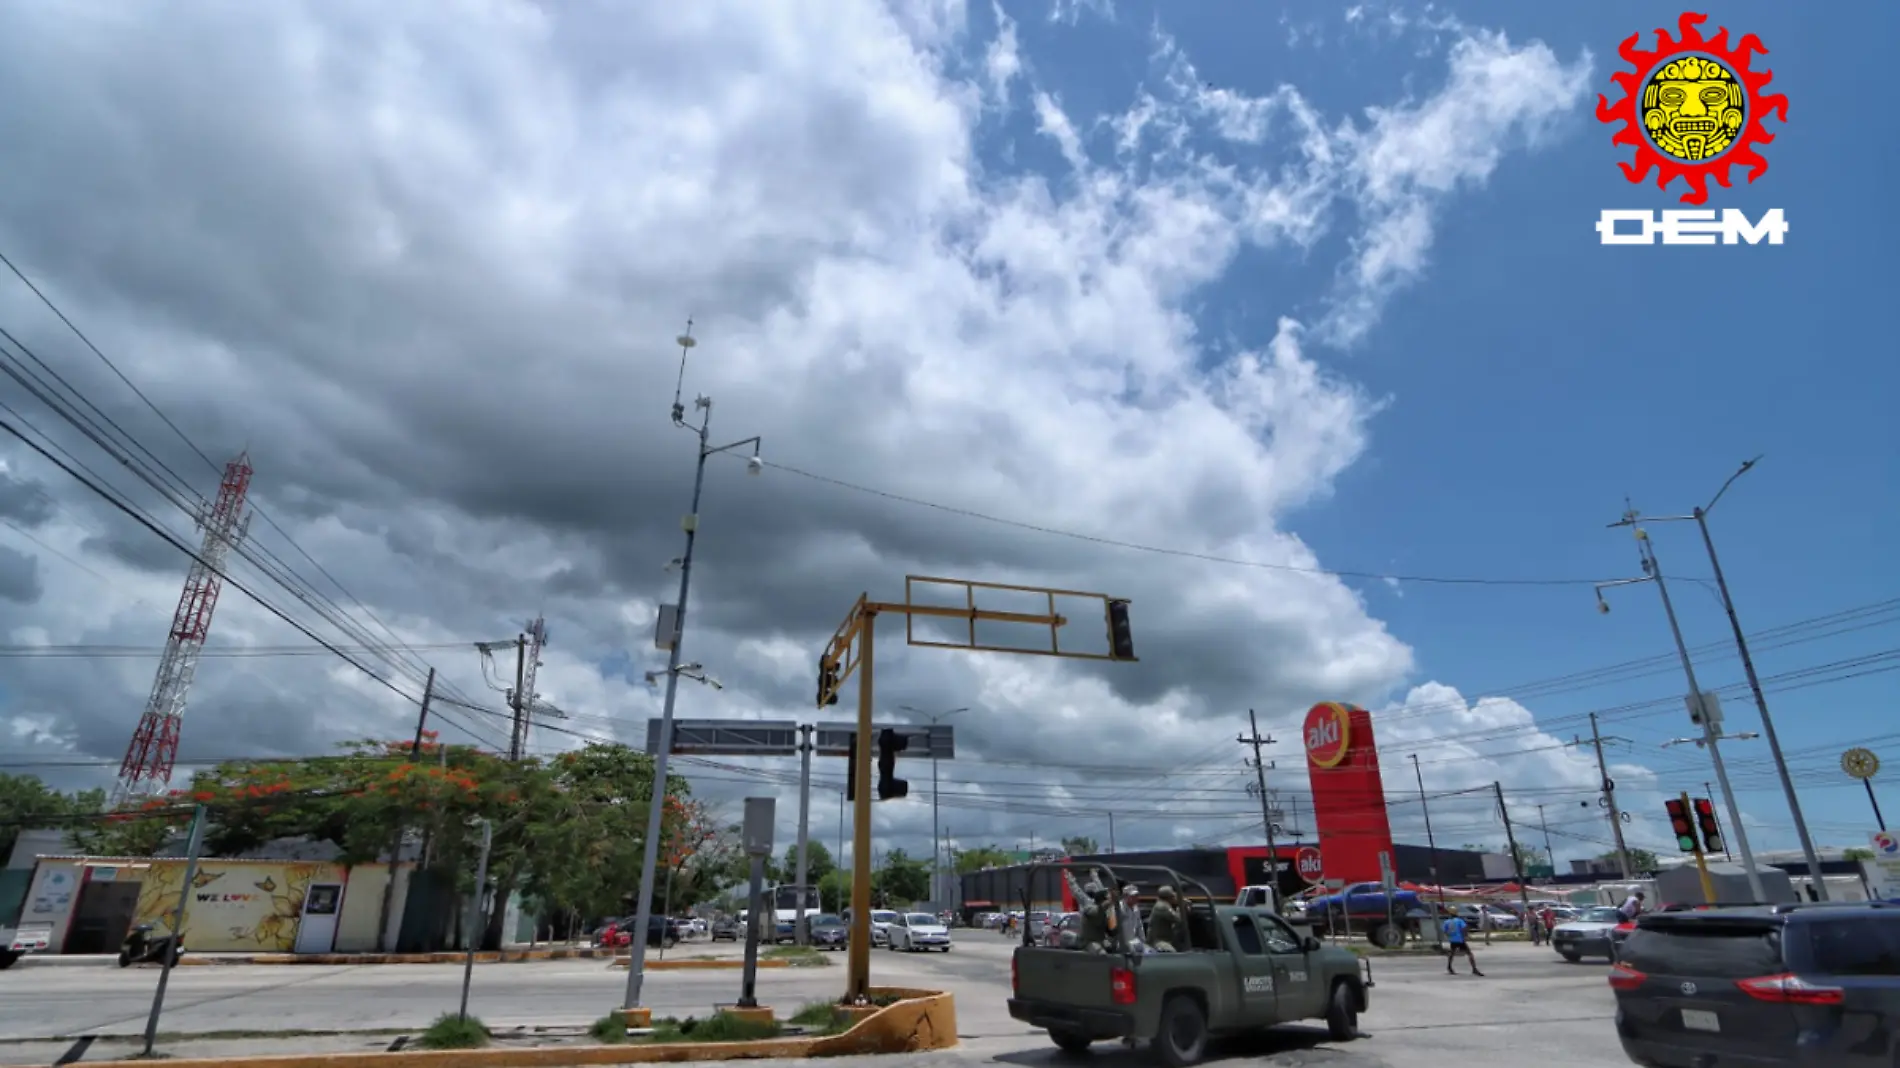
[1737,973,1844,1005]
[1110,966,1137,1005]
[1608,962,1647,991]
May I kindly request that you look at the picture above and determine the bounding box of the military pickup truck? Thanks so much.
[1007,864,1373,1067]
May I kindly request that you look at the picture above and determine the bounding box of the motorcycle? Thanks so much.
[118,923,184,968]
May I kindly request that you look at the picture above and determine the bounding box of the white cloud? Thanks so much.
[0,0,1607,864]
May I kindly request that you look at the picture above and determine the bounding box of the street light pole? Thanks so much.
[899,705,967,906]
[1616,458,1827,899]
[1600,512,1766,902]
[624,325,765,1012]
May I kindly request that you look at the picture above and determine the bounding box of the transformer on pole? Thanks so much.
[114,452,253,806]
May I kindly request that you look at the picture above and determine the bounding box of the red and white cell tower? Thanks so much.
[114,452,254,806]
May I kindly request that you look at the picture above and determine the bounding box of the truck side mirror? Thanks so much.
[1301,935,1322,952]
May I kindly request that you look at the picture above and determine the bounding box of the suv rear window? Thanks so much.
[1804,914,1900,976]
[1619,921,1784,978]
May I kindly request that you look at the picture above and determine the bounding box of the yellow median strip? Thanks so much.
[87,990,957,1067]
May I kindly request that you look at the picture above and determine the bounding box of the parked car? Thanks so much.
[868,910,899,946]
[810,914,847,950]
[710,917,739,942]
[1610,901,1900,1067]
[888,912,953,952]
[1551,906,1627,962]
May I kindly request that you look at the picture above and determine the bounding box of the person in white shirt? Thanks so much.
[1618,890,1646,920]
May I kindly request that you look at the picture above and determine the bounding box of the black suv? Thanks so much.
[1610,901,1900,1067]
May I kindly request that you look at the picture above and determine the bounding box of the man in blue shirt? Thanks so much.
[1442,914,1484,976]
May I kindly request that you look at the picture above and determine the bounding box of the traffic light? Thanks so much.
[1665,797,1698,853]
[845,734,858,802]
[816,658,840,707]
[1693,797,1723,855]
[876,727,909,801]
[1107,600,1136,661]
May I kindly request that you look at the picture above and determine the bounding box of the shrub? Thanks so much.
[588,1013,629,1043]
[416,1013,490,1050]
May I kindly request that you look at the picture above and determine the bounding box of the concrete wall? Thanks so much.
[334,864,402,952]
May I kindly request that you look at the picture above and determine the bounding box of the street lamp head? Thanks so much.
[745,451,764,476]
[1596,591,1612,615]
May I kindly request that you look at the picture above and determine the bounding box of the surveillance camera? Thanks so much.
[705,676,725,691]
[745,454,764,476]
[1596,596,1611,615]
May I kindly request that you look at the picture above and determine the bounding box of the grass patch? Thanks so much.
[588,1013,631,1044]
[790,1001,851,1035]
[763,946,832,967]
[415,1013,490,1050]
[647,1012,784,1044]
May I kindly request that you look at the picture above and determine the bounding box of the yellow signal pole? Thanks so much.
[822,578,1134,1003]
[1683,791,1718,904]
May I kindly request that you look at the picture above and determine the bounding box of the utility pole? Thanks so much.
[900,706,966,906]
[141,803,206,1058]
[1239,710,1280,908]
[1108,812,1115,854]
[1586,712,1635,879]
[376,669,435,952]
[508,633,527,761]
[794,725,813,945]
[1602,510,1767,902]
[624,323,766,1013]
[1537,803,1556,872]
[1410,754,1446,944]
[1493,783,1534,925]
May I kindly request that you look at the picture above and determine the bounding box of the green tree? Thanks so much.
[777,840,835,886]
[954,845,1015,873]
[817,868,852,913]
[874,848,931,905]
[0,773,100,858]
[1060,836,1099,856]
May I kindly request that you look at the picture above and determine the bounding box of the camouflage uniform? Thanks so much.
[1147,886,1187,952]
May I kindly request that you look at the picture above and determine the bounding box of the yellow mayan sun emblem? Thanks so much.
[254,876,277,893]
[1640,55,1745,163]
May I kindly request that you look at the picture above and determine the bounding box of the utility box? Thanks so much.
[742,798,775,857]
[654,605,680,651]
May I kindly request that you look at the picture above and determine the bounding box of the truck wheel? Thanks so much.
[0,949,20,970]
[1155,995,1207,1068]
[1558,949,1581,963]
[1325,981,1359,1041]
[1049,1028,1092,1054]
[1367,923,1403,950]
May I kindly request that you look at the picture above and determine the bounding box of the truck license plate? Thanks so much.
[1680,1009,1720,1033]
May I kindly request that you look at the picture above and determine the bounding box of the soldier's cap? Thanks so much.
[1156,885,1178,900]
[1122,883,1139,897]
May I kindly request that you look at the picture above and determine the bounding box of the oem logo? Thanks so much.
[1595,12,1789,245]
[1304,703,1353,769]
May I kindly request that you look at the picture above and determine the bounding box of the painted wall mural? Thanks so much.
[134,861,344,952]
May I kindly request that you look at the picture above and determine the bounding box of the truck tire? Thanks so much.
[1048,1028,1092,1054]
[0,949,20,970]
[1155,995,1208,1068]
[1558,948,1581,963]
[1325,981,1359,1041]
[1367,923,1403,949]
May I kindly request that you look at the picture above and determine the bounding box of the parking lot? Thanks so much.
[0,935,1631,1067]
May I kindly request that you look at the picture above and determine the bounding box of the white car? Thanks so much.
[1550,905,1627,962]
[868,909,899,947]
[887,912,952,952]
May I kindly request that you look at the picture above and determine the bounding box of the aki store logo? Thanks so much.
[1594,12,1789,246]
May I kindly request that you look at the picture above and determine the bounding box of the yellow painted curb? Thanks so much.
[606,958,791,970]
[86,989,956,1066]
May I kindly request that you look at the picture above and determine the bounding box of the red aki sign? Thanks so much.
[1302,702,1397,885]
[1304,703,1352,769]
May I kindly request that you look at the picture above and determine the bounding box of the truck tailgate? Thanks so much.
[1014,947,1124,1011]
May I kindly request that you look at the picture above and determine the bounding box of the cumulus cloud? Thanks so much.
[0,0,1602,864]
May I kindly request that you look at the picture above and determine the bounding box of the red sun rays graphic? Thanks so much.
[1596,11,1789,205]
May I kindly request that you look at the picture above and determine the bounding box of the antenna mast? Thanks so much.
[115,452,254,805]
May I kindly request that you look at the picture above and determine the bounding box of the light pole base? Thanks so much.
[620,1007,652,1028]
[720,1005,776,1026]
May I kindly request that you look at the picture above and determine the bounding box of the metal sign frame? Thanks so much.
[902,575,1128,662]
[813,722,954,760]
[644,719,800,757]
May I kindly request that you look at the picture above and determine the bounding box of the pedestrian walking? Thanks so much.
[1442,913,1484,976]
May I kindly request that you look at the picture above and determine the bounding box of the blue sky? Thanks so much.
[981,0,1898,852]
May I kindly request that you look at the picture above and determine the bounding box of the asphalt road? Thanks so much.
[0,936,1633,1067]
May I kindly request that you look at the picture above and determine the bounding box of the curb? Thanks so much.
[174,949,624,967]
[606,958,791,971]
[81,988,956,1067]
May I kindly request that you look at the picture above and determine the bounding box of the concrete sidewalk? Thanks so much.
[15,946,626,967]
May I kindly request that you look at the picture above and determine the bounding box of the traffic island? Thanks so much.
[76,988,956,1066]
